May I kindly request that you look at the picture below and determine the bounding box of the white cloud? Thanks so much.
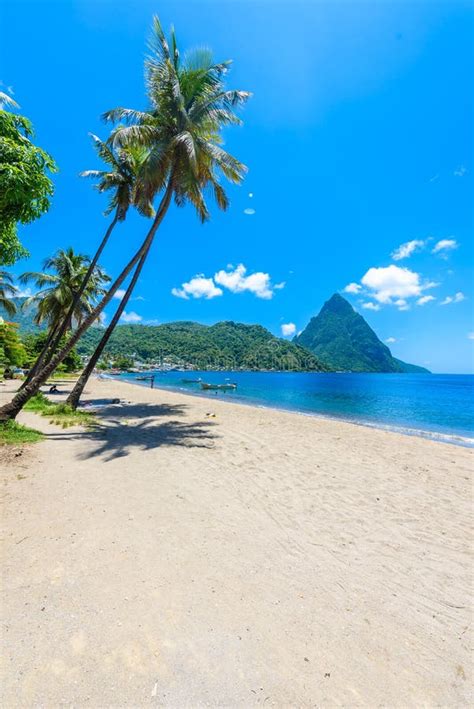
[417,295,435,306]
[214,263,276,299]
[281,322,296,337]
[248,192,254,198]
[432,239,458,255]
[15,287,34,298]
[133,295,146,302]
[468,332,474,340]
[385,337,396,344]
[243,208,256,215]
[171,275,223,300]
[394,299,410,311]
[454,166,467,177]
[274,281,286,290]
[120,311,142,323]
[361,302,380,311]
[391,239,425,261]
[361,265,433,304]
[343,282,362,294]
[114,289,126,300]
[440,292,465,305]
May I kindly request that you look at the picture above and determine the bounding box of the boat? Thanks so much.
[181,378,202,384]
[200,382,237,391]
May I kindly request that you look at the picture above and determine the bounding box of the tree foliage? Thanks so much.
[22,331,81,372]
[0,321,25,368]
[0,94,58,265]
[77,321,329,371]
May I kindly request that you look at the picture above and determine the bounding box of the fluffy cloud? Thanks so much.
[214,264,278,299]
[440,292,465,305]
[171,275,223,300]
[361,302,380,311]
[281,322,296,337]
[385,337,396,344]
[432,239,458,255]
[120,311,142,323]
[360,265,434,304]
[343,282,362,294]
[417,295,435,306]
[243,208,256,215]
[114,289,126,300]
[391,239,425,261]
[172,264,282,301]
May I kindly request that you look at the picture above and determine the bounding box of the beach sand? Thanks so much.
[1,377,472,707]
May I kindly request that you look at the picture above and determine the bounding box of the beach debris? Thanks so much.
[205,412,217,418]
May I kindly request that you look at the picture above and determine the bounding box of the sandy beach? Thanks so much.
[1,376,472,707]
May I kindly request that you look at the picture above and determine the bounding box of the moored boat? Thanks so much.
[200,382,237,391]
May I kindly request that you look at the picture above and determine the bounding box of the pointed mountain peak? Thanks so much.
[321,292,355,314]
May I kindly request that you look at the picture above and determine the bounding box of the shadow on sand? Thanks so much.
[43,400,218,461]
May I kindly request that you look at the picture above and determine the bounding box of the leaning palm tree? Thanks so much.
[0,270,17,317]
[18,248,110,383]
[19,137,153,390]
[0,15,249,421]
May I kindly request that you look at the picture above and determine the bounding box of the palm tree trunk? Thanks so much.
[21,212,121,386]
[19,320,61,390]
[66,246,151,409]
[0,182,173,422]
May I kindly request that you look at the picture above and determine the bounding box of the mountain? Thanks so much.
[294,293,430,373]
[77,321,330,371]
[0,297,40,332]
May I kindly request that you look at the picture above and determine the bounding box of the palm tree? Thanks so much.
[18,248,110,382]
[0,271,17,317]
[20,247,109,329]
[0,14,249,421]
[66,19,250,408]
[19,137,153,389]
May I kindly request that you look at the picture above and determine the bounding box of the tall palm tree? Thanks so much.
[0,270,17,317]
[66,19,250,408]
[0,15,249,421]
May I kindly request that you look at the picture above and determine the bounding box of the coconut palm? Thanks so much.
[0,270,17,317]
[0,14,249,421]
[20,247,110,331]
[18,248,109,383]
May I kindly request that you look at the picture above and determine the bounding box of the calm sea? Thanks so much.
[110,371,474,447]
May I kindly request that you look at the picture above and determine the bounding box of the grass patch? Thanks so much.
[0,420,44,445]
[25,392,96,429]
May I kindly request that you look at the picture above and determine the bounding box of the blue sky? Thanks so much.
[2,0,473,373]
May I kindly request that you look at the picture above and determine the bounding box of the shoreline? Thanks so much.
[1,377,472,706]
[99,373,474,448]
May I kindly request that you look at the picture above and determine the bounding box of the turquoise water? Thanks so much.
[110,371,474,446]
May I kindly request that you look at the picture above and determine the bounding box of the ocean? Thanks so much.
[110,371,474,447]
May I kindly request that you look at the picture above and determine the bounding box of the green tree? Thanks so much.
[0,92,58,266]
[20,247,110,331]
[0,270,17,316]
[18,247,109,384]
[0,321,25,370]
[23,332,81,373]
[0,15,249,420]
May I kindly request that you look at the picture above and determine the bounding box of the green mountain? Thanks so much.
[0,297,40,332]
[77,321,330,371]
[294,293,430,373]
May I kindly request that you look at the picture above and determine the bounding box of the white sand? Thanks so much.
[1,377,472,707]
